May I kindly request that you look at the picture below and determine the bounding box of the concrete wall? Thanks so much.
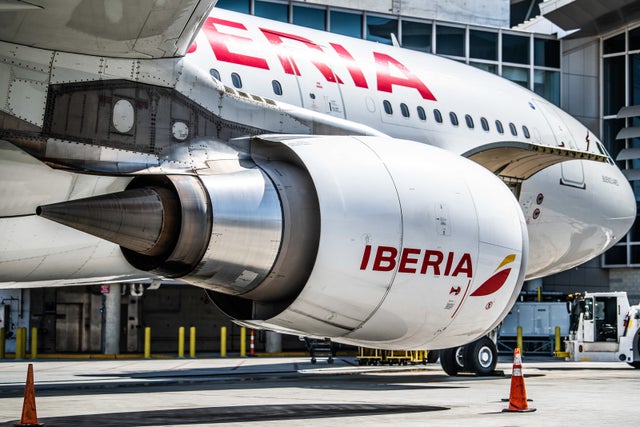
[609,268,640,303]
[541,258,610,296]
[139,285,304,353]
[560,36,600,134]
[141,285,230,353]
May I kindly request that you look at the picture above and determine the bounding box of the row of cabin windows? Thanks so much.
[211,68,284,96]
[211,68,531,139]
[383,100,531,138]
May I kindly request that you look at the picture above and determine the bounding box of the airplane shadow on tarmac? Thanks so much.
[0,403,449,427]
[0,359,517,426]
[0,359,476,400]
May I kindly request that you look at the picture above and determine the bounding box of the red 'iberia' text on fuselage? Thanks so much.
[359,245,473,277]
[198,17,437,101]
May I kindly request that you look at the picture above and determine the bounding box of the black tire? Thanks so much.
[628,334,640,368]
[463,337,497,376]
[426,350,440,364]
[440,346,465,376]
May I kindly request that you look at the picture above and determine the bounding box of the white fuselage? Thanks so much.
[185,9,635,279]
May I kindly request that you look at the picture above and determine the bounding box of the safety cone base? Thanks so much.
[502,406,536,413]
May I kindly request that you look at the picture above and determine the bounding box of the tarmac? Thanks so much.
[0,355,638,426]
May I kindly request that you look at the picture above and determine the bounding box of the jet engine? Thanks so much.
[38,135,528,349]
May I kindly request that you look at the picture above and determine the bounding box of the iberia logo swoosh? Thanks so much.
[470,254,516,297]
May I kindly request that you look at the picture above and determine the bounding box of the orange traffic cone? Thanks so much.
[502,348,535,413]
[15,363,45,427]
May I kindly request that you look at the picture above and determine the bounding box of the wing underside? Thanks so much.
[464,141,609,180]
[0,0,216,58]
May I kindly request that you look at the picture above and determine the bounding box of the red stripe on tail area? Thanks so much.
[470,268,511,297]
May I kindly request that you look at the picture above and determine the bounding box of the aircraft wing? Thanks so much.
[0,0,216,58]
[463,142,609,180]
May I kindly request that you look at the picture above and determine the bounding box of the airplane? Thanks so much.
[0,0,635,375]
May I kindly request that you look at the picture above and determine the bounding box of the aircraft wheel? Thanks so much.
[426,350,440,364]
[628,334,640,368]
[440,346,465,376]
[463,337,497,376]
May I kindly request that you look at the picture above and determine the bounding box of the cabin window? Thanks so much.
[209,68,221,80]
[480,117,489,131]
[522,125,530,138]
[449,112,459,126]
[509,122,518,136]
[434,109,443,123]
[231,72,243,88]
[417,106,427,121]
[465,114,474,129]
[272,80,283,96]
[400,103,410,118]
[495,120,504,134]
[383,100,393,115]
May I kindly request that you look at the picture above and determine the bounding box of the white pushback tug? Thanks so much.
[562,291,640,368]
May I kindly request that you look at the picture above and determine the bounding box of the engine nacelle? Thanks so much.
[37,135,527,349]
[240,135,528,349]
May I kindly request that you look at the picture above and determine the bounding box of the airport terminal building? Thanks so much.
[1,0,640,355]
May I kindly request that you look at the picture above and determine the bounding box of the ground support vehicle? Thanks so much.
[356,348,438,366]
[562,291,640,368]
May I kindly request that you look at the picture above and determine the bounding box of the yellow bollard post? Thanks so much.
[220,326,227,357]
[555,326,561,353]
[537,286,542,302]
[240,327,247,357]
[144,327,151,359]
[516,326,523,355]
[30,327,38,359]
[178,326,185,358]
[0,327,5,359]
[16,327,26,359]
[189,326,196,358]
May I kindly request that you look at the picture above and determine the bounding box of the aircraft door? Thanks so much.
[594,296,618,342]
[582,297,595,342]
[291,52,345,118]
[532,98,585,187]
[262,30,345,118]
[532,99,576,149]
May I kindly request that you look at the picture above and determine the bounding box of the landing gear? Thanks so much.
[463,336,497,376]
[439,346,465,376]
[440,337,498,376]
